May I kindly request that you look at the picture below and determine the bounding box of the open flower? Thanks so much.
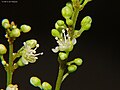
[20,41,43,65]
[6,84,18,90]
[52,28,76,53]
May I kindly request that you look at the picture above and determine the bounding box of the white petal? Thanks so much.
[52,46,59,53]
[21,57,29,65]
[72,38,77,45]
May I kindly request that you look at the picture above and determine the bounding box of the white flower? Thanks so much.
[6,84,18,90]
[21,42,43,65]
[52,28,77,53]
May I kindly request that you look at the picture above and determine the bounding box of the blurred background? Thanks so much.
[0,0,119,90]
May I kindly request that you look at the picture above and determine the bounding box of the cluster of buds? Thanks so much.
[67,58,83,73]
[30,77,52,90]
[2,19,31,40]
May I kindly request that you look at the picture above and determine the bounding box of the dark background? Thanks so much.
[0,0,120,90]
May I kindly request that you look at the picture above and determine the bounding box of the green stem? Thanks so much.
[71,8,80,30]
[55,58,67,90]
[7,41,14,85]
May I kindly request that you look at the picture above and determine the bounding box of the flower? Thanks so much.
[20,41,43,65]
[52,28,76,53]
[6,84,18,90]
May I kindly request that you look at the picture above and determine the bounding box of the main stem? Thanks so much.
[55,58,66,90]
[55,1,81,90]
[7,41,14,85]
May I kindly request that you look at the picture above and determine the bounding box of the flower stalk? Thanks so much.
[7,39,14,85]
[55,57,68,90]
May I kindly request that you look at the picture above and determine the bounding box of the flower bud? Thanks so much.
[81,16,92,30]
[42,82,52,90]
[1,60,6,65]
[51,29,60,38]
[57,20,65,26]
[66,19,73,26]
[20,24,31,33]
[55,22,66,31]
[2,23,10,29]
[59,52,68,60]
[30,77,41,87]
[66,2,73,10]
[2,19,9,26]
[10,28,21,37]
[0,44,7,55]
[62,6,73,19]
[68,65,77,73]
[74,58,83,66]
[25,39,37,48]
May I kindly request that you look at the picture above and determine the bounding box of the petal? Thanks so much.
[72,38,77,45]
[52,46,59,53]
[21,57,29,65]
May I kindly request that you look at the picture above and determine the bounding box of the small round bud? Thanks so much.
[51,29,60,38]
[66,2,73,10]
[74,58,83,66]
[25,39,37,48]
[2,23,10,29]
[62,6,73,19]
[30,77,41,87]
[59,52,68,60]
[2,19,9,26]
[66,19,73,26]
[42,82,52,90]
[10,28,21,37]
[20,24,31,33]
[1,60,6,65]
[68,65,77,73]
[57,20,65,26]
[81,16,92,30]
[0,44,7,55]
[55,22,66,31]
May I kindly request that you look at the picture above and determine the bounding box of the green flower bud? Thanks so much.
[2,19,10,29]
[30,77,41,87]
[73,30,81,38]
[81,16,92,30]
[66,2,73,10]
[59,52,68,60]
[25,39,37,48]
[1,60,6,65]
[10,28,21,37]
[66,19,73,26]
[17,58,25,66]
[57,20,65,26]
[55,22,66,31]
[74,58,83,66]
[51,29,60,38]
[0,44,7,55]
[62,6,73,19]
[2,19,9,26]
[2,23,10,29]
[68,65,77,73]
[42,82,52,90]
[20,24,31,33]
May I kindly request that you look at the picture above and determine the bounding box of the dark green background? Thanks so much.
[0,0,119,90]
